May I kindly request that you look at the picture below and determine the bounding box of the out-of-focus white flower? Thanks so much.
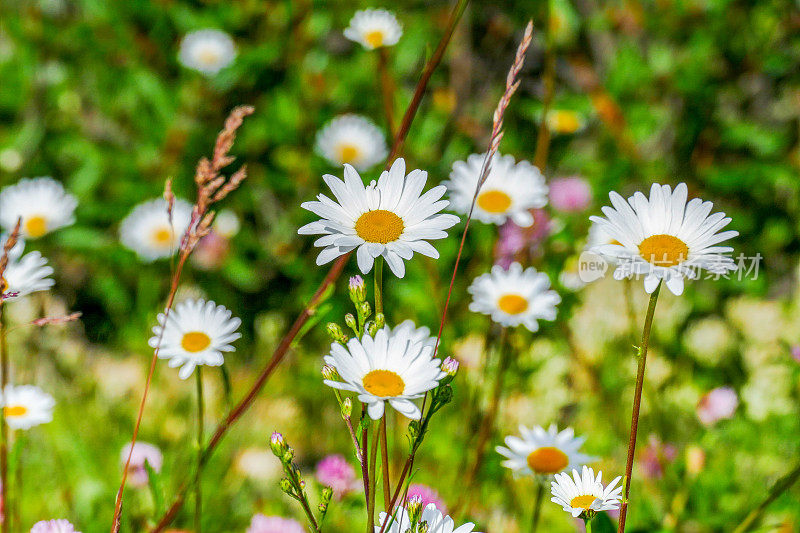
[0,177,77,238]
[497,424,593,477]
[344,9,402,50]
[315,115,388,171]
[298,159,459,278]
[444,153,548,227]
[468,262,560,332]
[149,298,241,380]
[1,235,54,300]
[119,198,193,262]
[2,385,55,430]
[179,29,236,75]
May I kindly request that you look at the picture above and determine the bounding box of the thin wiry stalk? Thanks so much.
[379,19,534,533]
[148,3,465,522]
[732,460,800,533]
[111,107,253,533]
[0,219,21,533]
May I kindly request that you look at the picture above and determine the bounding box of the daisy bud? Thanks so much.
[326,322,348,344]
[299,479,306,489]
[283,449,295,463]
[406,495,424,522]
[418,522,430,533]
[358,301,372,320]
[321,486,333,503]
[322,365,340,381]
[374,312,385,329]
[270,432,286,456]
[439,357,459,385]
[344,313,358,333]
[348,275,366,303]
[365,320,378,337]
[279,477,293,494]
[341,397,353,419]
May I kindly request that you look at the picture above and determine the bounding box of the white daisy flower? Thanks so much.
[468,262,560,332]
[551,466,623,518]
[589,183,738,295]
[149,298,241,380]
[178,29,236,75]
[0,177,77,238]
[298,158,459,278]
[496,424,594,477]
[119,198,193,262]
[377,503,480,533]
[344,9,403,50]
[323,324,445,420]
[2,385,55,430]
[443,152,547,227]
[315,115,388,171]
[1,235,54,300]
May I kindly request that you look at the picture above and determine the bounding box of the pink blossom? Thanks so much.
[494,212,551,267]
[548,176,592,213]
[246,515,305,533]
[406,483,447,514]
[30,520,80,533]
[791,345,800,363]
[641,434,677,479]
[120,441,163,487]
[315,454,359,498]
[191,231,231,270]
[697,387,738,426]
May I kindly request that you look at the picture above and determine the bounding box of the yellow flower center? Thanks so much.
[355,210,404,244]
[362,369,405,397]
[638,234,689,267]
[0,276,8,294]
[497,294,529,315]
[181,331,212,353]
[337,143,362,164]
[365,30,385,48]
[152,226,173,246]
[549,111,582,133]
[24,215,48,238]
[476,190,512,214]
[570,494,597,510]
[4,405,28,418]
[198,48,220,66]
[526,446,569,474]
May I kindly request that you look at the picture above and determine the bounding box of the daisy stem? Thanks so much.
[194,367,204,533]
[584,517,593,533]
[0,304,8,533]
[374,257,384,318]
[379,416,391,511]
[530,480,545,533]
[367,419,380,532]
[617,282,662,533]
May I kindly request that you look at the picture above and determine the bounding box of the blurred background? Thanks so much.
[1,0,799,531]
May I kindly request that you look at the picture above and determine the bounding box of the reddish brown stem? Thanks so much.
[377,48,396,137]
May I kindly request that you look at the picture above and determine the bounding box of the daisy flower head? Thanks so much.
[178,29,236,75]
[377,503,480,533]
[551,466,622,518]
[315,115,388,171]
[444,152,547,227]
[497,424,594,478]
[0,177,77,238]
[120,198,193,262]
[323,323,445,420]
[298,158,459,278]
[468,262,560,332]
[2,385,55,430]
[30,520,81,533]
[1,235,54,300]
[344,9,402,50]
[589,183,738,295]
[149,298,241,380]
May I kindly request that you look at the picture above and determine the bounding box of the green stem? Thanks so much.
[194,367,204,533]
[617,282,661,533]
[374,257,384,318]
[531,480,545,533]
[732,459,800,533]
[585,517,593,533]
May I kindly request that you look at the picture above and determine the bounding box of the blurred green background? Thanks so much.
[1,0,799,531]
